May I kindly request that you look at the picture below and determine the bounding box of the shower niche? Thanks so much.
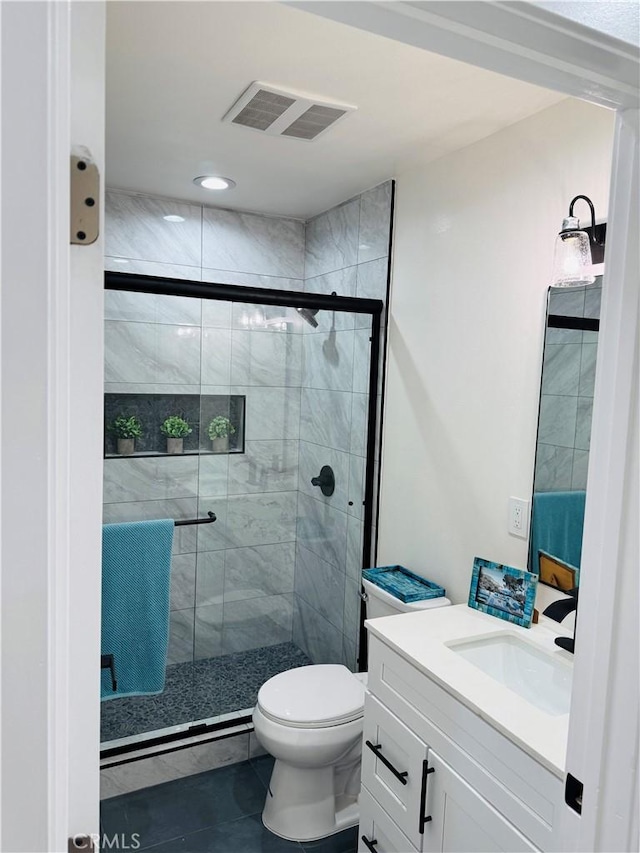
[104,392,245,457]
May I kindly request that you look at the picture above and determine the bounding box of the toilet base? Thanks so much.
[262,760,359,842]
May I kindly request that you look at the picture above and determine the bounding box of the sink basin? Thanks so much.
[448,633,572,716]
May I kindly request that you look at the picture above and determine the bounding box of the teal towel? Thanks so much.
[530,491,585,580]
[101,519,174,700]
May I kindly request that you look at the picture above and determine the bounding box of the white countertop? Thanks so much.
[365,603,573,778]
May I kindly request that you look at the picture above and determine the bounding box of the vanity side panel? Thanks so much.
[368,636,562,851]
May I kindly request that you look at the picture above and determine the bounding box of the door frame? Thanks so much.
[0,2,637,851]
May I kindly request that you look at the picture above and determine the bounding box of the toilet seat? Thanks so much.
[257,664,365,729]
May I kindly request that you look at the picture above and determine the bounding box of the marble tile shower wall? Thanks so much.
[534,283,601,492]
[104,190,306,664]
[295,182,392,671]
[103,183,392,671]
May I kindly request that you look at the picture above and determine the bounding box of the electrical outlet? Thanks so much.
[508,497,530,539]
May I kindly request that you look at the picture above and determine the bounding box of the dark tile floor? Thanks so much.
[101,755,358,853]
[101,643,312,743]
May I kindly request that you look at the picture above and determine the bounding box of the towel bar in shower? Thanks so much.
[175,511,216,526]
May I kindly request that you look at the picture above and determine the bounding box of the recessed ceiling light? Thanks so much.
[163,214,185,223]
[193,176,236,191]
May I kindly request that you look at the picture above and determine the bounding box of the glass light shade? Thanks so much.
[552,228,595,287]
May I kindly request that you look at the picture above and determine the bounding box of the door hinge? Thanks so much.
[71,147,99,245]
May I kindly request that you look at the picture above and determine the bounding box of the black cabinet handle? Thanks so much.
[361,836,378,853]
[365,740,408,785]
[419,759,435,833]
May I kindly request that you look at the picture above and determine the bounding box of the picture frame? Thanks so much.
[468,557,538,628]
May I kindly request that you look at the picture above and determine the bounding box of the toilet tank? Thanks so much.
[362,577,451,619]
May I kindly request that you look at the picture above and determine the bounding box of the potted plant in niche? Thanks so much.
[160,415,192,454]
[109,415,143,455]
[207,416,235,453]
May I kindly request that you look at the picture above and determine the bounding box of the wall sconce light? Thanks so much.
[551,195,606,288]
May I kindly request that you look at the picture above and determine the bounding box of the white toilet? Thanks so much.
[252,579,451,842]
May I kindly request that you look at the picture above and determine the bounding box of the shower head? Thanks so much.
[296,307,319,328]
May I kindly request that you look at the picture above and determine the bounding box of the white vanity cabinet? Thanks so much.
[359,631,566,853]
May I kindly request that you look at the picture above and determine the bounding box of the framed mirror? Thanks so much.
[529,273,603,590]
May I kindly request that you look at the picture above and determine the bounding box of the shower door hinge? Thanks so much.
[70,147,100,245]
[68,835,95,852]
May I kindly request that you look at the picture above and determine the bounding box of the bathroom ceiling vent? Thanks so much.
[223,82,356,141]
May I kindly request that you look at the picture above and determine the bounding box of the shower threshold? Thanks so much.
[100,641,311,749]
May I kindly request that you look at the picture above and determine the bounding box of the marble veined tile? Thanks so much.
[240,386,302,441]
[356,257,388,302]
[202,208,304,279]
[201,328,232,386]
[172,525,197,556]
[105,256,201,281]
[202,299,232,329]
[105,320,201,385]
[222,594,293,655]
[231,303,301,334]
[352,328,372,395]
[297,492,348,570]
[358,182,392,264]
[533,444,573,492]
[575,397,594,451]
[224,542,295,602]
[231,329,302,387]
[197,455,229,497]
[571,449,590,490]
[300,387,352,452]
[170,553,196,611]
[345,515,364,581]
[105,192,202,267]
[537,395,578,448]
[103,456,199,504]
[167,609,194,665]
[298,440,350,512]
[350,392,369,458]
[348,454,366,519]
[343,577,362,644]
[342,634,358,673]
[584,285,602,320]
[194,604,224,659]
[305,199,359,279]
[102,497,197,525]
[578,343,598,397]
[541,344,581,397]
[293,596,342,665]
[104,382,201,396]
[201,268,303,292]
[294,544,345,631]
[228,440,298,494]
[225,492,297,549]
[548,287,586,318]
[196,499,229,552]
[302,330,354,392]
[104,290,201,327]
[304,266,357,299]
[195,550,225,606]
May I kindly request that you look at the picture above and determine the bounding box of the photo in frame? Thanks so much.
[468,557,538,628]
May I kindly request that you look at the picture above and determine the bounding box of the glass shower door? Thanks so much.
[101,282,376,748]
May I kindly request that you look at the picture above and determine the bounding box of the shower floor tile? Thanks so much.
[101,642,312,743]
[100,757,358,853]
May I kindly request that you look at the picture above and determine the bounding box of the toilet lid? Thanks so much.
[257,665,365,728]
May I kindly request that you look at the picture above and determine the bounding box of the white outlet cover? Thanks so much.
[508,497,530,539]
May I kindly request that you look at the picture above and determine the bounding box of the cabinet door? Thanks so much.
[359,786,419,853]
[423,751,540,853]
[361,694,428,850]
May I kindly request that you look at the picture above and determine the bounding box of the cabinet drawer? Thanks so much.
[362,693,429,850]
[359,785,418,853]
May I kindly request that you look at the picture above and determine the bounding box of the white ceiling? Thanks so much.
[106,1,565,220]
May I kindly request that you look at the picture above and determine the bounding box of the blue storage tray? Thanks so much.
[362,565,445,603]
